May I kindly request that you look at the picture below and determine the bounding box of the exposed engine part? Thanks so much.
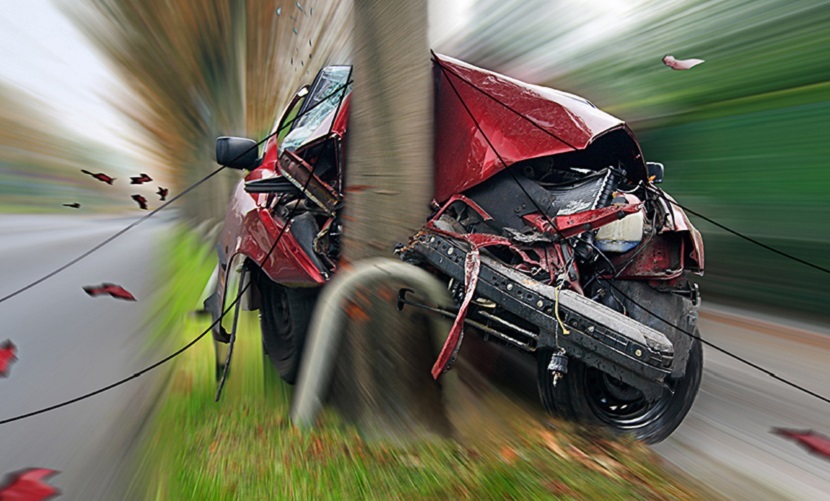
[547,348,569,386]
[408,232,675,400]
[595,206,645,253]
[596,168,618,209]
[503,226,554,244]
[477,310,539,341]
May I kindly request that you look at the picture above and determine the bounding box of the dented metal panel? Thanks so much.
[432,54,645,202]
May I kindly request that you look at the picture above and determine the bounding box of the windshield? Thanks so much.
[280,65,352,153]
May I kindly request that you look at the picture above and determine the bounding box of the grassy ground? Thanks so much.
[131,230,709,500]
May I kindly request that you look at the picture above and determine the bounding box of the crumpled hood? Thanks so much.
[433,54,630,202]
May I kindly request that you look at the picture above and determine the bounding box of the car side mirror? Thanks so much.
[646,162,664,184]
[216,136,261,170]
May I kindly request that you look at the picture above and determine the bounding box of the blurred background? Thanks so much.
[2,0,828,314]
[1,0,829,498]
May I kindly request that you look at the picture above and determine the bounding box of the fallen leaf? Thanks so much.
[539,430,568,459]
[499,445,519,464]
[0,468,60,500]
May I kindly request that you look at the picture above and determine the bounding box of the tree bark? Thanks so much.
[334,0,448,441]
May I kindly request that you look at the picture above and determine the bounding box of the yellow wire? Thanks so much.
[554,283,570,335]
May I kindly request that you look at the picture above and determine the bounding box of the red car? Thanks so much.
[205,55,704,443]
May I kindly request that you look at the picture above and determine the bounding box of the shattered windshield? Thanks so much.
[280,65,352,153]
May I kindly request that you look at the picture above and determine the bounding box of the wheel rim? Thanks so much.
[582,368,674,430]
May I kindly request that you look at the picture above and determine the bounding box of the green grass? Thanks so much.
[132,230,709,500]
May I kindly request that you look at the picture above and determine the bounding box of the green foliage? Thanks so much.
[453,0,830,316]
[133,231,707,500]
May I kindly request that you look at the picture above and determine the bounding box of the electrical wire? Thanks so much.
[601,278,830,406]
[214,68,351,403]
[0,75,353,424]
[0,80,353,305]
[432,53,830,407]
[669,195,830,276]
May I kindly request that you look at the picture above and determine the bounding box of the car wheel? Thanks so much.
[257,273,318,384]
[538,332,702,444]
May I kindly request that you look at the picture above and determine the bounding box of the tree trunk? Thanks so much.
[334,0,448,441]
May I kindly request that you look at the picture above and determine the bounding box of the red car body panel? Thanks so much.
[214,58,703,331]
[218,95,352,292]
[433,54,644,202]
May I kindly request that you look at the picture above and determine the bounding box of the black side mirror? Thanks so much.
[216,136,261,170]
[646,162,664,184]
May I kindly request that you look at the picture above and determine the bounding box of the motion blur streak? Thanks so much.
[1,0,828,498]
[431,0,830,497]
[65,0,353,223]
[434,0,830,316]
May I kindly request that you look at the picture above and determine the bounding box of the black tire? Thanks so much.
[257,273,318,384]
[538,333,703,443]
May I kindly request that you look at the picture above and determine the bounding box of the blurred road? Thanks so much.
[0,214,172,499]
[3,214,828,499]
[468,303,830,499]
[654,306,830,499]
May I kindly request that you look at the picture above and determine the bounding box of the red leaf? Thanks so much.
[131,194,148,210]
[80,170,115,185]
[773,428,830,460]
[0,468,60,500]
[82,283,137,301]
[129,173,153,185]
[0,340,16,378]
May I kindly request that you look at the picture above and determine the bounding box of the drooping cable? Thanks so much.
[0,81,353,305]
[432,53,830,407]
[0,76,353,423]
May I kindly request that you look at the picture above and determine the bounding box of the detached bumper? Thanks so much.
[410,232,674,399]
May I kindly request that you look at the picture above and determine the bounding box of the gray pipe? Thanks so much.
[290,257,453,428]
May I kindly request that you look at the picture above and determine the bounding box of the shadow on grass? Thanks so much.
[130,230,713,499]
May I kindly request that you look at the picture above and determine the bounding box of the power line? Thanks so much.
[0,76,353,424]
[670,198,830,276]
[432,53,830,407]
[602,278,830,405]
[0,164,226,304]
[0,80,352,305]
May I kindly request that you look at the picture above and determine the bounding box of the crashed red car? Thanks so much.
[206,55,704,443]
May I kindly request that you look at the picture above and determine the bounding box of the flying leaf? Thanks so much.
[129,173,153,185]
[82,283,137,301]
[773,428,830,460]
[80,170,115,185]
[131,194,148,210]
[0,340,16,377]
[662,54,704,70]
[0,468,60,500]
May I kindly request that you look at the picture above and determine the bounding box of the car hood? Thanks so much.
[433,54,633,202]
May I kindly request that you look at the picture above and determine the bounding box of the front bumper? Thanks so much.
[409,232,675,400]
